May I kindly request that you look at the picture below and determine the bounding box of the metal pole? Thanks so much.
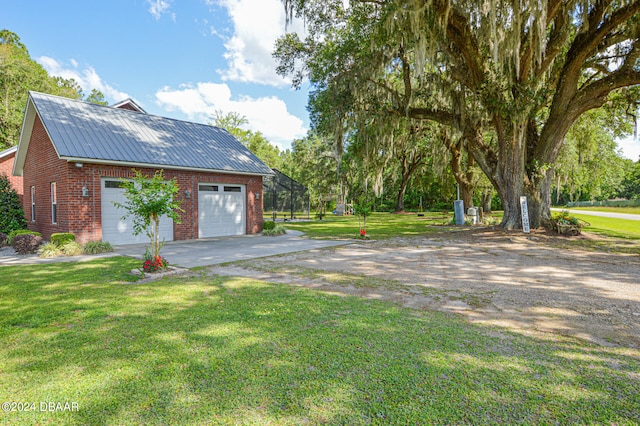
[290,176,294,219]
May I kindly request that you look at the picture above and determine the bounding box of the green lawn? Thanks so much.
[283,211,640,245]
[571,214,640,239]
[282,212,460,239]
[569,206,640,215]
[1,258,639,425]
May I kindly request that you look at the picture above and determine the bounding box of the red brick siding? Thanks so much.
[22,115,69,240]
[21,114,265,244]
[0,151,23,197]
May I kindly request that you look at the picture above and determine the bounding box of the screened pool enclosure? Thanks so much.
[263,169,310,220]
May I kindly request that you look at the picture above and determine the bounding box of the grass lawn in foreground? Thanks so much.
[1,258,638,425]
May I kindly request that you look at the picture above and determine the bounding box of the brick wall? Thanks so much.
[22,114,265,244]
[0,151,24,197]
[22,115,69,240]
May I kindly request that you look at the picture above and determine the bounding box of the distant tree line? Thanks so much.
[0,29,107,151]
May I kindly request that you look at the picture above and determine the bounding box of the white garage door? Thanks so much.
[101,179,174,245]
[198,184,245,238]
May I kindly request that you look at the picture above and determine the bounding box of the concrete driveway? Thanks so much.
[113,230,353,268]
[0,231,352,268]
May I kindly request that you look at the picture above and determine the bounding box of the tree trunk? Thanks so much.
[481,189,493,213]
[496,125,527,230]
[447,137,475,211]
[395,181,407,212]
[151,214,160,257]
[459,182,474,211]
[526,172,553,229]
[394,151,425,213]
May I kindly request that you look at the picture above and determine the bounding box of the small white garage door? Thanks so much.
[101,179,174,245]
[198,184,246,238]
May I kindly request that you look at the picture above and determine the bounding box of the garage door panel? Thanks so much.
[101,179,173,245]
[198,184,245,238]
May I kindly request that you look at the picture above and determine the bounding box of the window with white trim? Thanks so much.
[51,182,57,224]
[30,186,35,222]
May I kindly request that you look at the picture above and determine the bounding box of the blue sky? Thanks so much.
[1,0,310,150]
[1,0,638,159]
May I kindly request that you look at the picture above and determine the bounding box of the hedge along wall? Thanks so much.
[567,199,640,207]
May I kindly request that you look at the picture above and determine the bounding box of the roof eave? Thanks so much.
[13,95,36,177]
[13,93,63,177]
[0,146,17,159]
[62,157,275,177]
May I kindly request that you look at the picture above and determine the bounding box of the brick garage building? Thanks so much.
[13,91,273,244]
[0,146,23,199]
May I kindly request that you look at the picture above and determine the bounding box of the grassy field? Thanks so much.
[570,214,640,239]
[282,210,640,242]
[569,206,640,215]
[1,257,639,425]
[281,212,463,239]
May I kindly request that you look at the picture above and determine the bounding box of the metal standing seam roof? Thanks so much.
[27,91,274,176]
[0,146,17,158]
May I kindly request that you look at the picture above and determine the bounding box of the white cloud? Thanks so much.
[38,57,131,103]
[155,82,307,149]
[147,0,174,20]
[211,0,306,87]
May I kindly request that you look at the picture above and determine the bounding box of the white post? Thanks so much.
[520,196,531,233]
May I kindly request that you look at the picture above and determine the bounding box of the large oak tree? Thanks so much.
[278,0,640,228]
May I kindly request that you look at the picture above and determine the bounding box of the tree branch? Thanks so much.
[429,0,486,91]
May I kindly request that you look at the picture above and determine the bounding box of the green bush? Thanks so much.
[83,241,114,255]
[263,221,276,231]
[0,174,27,235]
[50,232,76,247]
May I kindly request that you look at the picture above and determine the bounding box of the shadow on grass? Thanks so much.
[0,259,638,424]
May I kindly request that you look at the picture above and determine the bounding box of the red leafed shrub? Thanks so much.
[13,234,43,254]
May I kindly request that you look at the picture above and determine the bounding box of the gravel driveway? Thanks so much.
[208,229,640,349]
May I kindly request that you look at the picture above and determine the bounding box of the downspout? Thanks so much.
[92,168,96,241]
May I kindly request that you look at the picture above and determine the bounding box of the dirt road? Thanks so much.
[208,229,640,349]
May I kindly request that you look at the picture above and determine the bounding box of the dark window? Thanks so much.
[199,185,219,192]
[51,182,57,224]
[105,180,125,189]
[30,186,35,222]
[224,186,242,193]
